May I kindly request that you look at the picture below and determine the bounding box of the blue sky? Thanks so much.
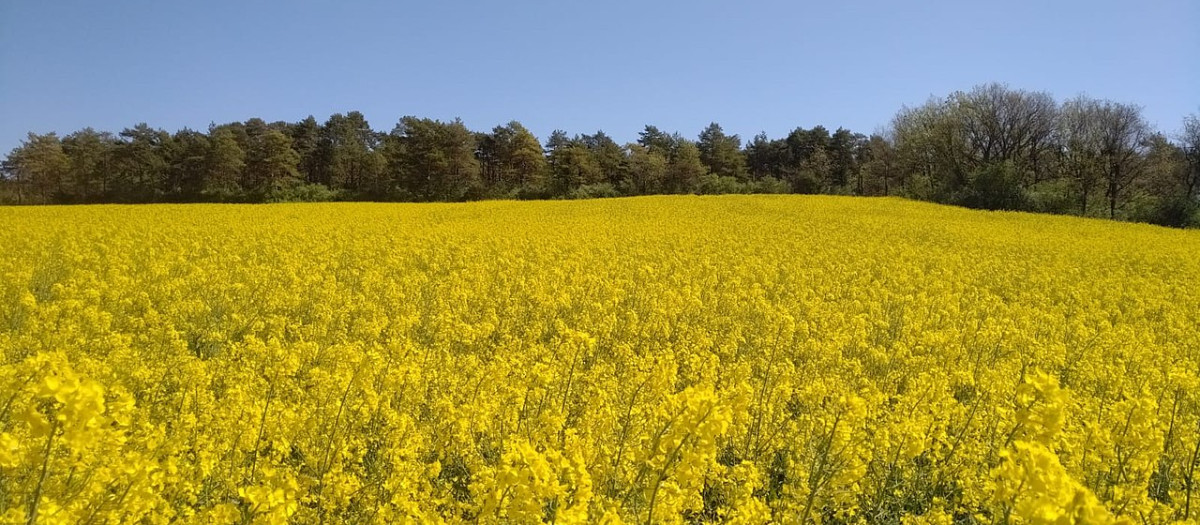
[1,0,1197,153]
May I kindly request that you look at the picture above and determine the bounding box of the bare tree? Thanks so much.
[1181,112,1200,199]
[1096,102,1151,219]
[892,84,1061,204]
[1057,97,1105,215]
[954,83,1059,182]
[1054,97,1151,218]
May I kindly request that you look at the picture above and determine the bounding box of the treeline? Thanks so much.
[3,83,1198,226]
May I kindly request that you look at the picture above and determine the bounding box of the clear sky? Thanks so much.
[1,0,1197,153]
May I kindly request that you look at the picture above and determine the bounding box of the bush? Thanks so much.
[957,162,1030,211]
[897,174,935,202]
[510,183,554,200]
[784,171,823,194]
[746,177,791,194]
[696,174,747,195]
[200,187,248,203]
[0,181,22,205]
[1026,179,1077,215]
[264,183,341,203]
[1139,196,1200,228]
[564,183,620,200]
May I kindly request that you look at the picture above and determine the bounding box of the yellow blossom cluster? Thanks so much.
[1,195,1199,524]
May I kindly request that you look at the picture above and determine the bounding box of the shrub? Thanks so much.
[696,174,747,195]
[1027,179,1077,215]
[564,183,620,200]
[957,162,1030,211]
[264,182,342,203]
[746,177,791,194]
[1139,195,1200,228]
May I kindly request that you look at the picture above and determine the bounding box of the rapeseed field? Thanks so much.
[2,195,1199,524]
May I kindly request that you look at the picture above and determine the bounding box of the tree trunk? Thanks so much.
[1109,180,1117,220]
[1080,182,1088,216]
[1187,168,1197,200]
[1108,163,1120,220]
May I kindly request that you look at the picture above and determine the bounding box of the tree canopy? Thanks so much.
[3,83,1198,226]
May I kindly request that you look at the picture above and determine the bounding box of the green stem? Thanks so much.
[27,418,59,525]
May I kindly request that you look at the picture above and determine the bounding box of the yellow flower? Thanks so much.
[0,196,1197,522]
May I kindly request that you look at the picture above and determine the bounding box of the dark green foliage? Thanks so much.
[203,128,245,201]
[320,112,385,197]
[956,162,1031,211]
[165,129,210,200]
[857,134,899,196]
[697,123,747,181]
[1139,195,1200,228]
[290,116,323,185]
[1026,179,1077,215]
[564,183,620,200]
[264,182,341,203]
[665,138,706,193]
[477,121,547,192]
[581,131,627,186]
[637,125,675,156]
[697,174,747,195]
[113,124,170,202]
[61,128,117,202]
[794,146,832,194]
[828,128,862,188]
[1,95,1196,229]
[745,132,789,181]
[2,132,69,203]
[244,127,302,196]
[623,144,668,195]
[747,176,791,194]
[693,174,793,195]
[546,135,601,194]
[385,117,480,201]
